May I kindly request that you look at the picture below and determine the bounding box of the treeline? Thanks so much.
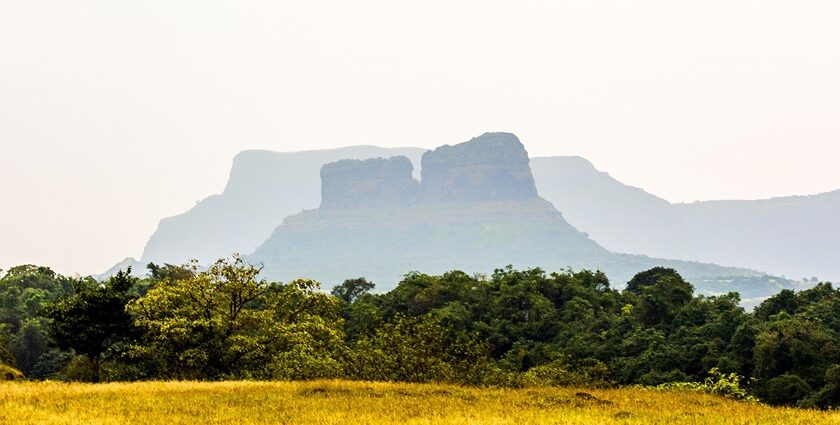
[2,256,840,408]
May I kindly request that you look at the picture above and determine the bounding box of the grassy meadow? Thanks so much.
[1,380,839,425]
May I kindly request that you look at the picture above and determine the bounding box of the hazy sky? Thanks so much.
[2,1,839,275]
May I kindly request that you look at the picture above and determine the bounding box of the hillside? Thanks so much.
[675,192,840,281]
[531,157,840,281]
[3,381,837,425]
[530,156,690,257]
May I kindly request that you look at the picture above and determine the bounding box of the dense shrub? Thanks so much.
[761,374,812,406]
[1,363,24,381]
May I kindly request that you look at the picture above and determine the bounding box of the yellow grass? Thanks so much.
[1,380,839,424]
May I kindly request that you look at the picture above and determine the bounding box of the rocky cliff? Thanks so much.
[420,132,538,203]
[318,132,539,208]
[320,156,419,209]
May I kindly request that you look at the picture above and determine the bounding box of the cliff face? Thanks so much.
[320,156,419,209]
[139,146,426,265]
[318,132,540,208]
[420,132,539,203]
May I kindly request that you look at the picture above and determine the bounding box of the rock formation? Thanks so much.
[320,156,419,209]
[420,132,538,203]
[318,132,540,209]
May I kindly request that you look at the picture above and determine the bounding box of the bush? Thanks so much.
[760,374,812,406]
[1,363,24,381]
[800,365,840,409]
[659,368,757,402]
[64,355,97,382]
[28,349,73,380]
[521,358,610,388]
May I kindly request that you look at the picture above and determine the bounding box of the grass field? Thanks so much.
[2,380,839,424]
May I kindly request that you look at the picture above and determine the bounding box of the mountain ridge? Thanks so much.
[122,135,837,292]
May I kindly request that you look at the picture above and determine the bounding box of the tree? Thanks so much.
[626,267,684,296]
[128,255,342,380]
[754,289,799,320]
[628,269,693,326]
[146,262,195,283]
[45,269,138,382]
[0,330,13,366]
[10,319,48,374]
[347,314,492,384]
[331,277,375,304]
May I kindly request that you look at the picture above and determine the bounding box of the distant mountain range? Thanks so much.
[531,157,840,282]
[107,132,838,304]
[100,132,837,305]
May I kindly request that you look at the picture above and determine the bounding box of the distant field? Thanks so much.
[1,380,838,424]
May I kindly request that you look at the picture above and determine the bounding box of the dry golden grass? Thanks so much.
[1,380,839,424]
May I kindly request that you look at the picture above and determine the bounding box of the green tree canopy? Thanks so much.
[128,255,342,380]
[44,269,138,382]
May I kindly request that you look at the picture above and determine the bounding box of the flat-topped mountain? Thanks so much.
[249,133,786,302]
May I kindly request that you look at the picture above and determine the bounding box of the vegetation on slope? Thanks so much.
[249,199,784,299]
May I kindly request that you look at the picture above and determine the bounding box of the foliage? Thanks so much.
[346,314,493,385]
[0,363,24,381]
[657,368,757,402]
[0,265,75,376]
[44,269,138,382]
[128,256,342,380]
[4,257,840,410]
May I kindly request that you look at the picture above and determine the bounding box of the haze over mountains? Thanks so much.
[101,132,840,305]
[126,133,839,291]
[532,158,840,282]
[246,133,784,302]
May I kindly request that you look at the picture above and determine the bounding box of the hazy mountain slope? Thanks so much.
[251,198,780,298]
[140,146,426,265]
[530,157,691,257]
[676,191,840,281]
[531,156,840,281]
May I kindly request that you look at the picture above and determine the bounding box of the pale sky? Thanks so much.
[1,1,839,275]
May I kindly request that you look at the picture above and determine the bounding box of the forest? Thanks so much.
[2,256,839,409]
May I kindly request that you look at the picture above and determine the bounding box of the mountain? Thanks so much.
[530,157,690,257]
[122,133,831,300]
[674,192,840,282]
[139,146,426,265]
[249,133,787,302]
[530,157,840,282]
